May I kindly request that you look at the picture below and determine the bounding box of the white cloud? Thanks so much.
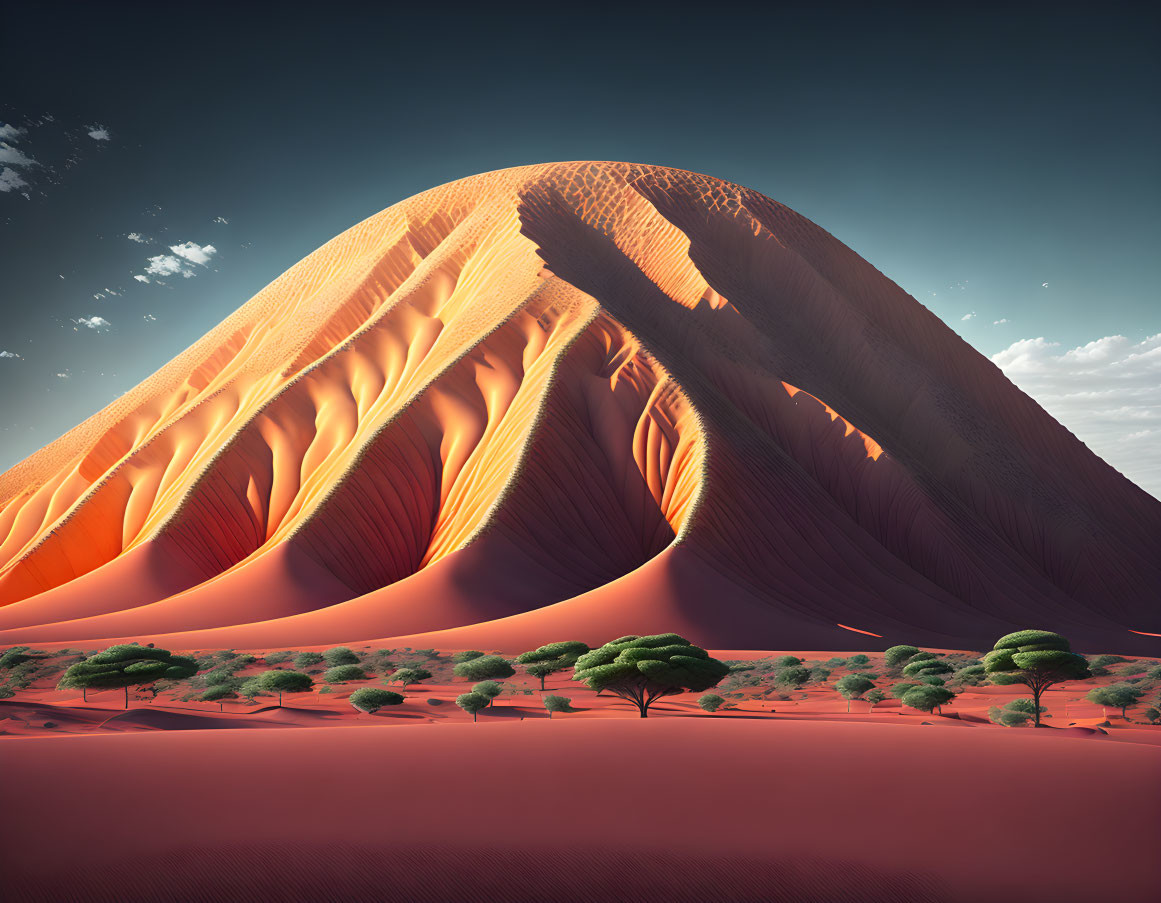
[137,240,217,282]
[170,241,216,266]
[0,167,28,192]
[127,232,148,243]
[73,316,111,330]
[56,371,69,379]
[213,216,229,224]
[133,274,150,283]
[86,125,110,141]
[0,350,22,359]
[961,312,976,321]
[992,333,1161,498]
[144,254,184,277]
[993,318,1008,325]
[0,124,24,142]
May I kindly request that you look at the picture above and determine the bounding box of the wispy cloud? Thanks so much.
[0,350,22,359]
[138,240,217,281]
[0,167,28,193]
[961,311,976,321]
[0,124,24,142]
[992,333,1161,498]
[212,216,229,224]
[85,125,111,141]
[993,318,1008,325]
[127,232,148,243]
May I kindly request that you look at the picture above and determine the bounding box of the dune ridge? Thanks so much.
[0,162,1157,652]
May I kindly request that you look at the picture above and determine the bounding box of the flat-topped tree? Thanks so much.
[983,630,1091,727]
[884,645,921,671]
[472,680,504,707]
[835,674,875,712]
[456,691,490,722]
[571,634,729,718]
[453,656,515,681]
[257,669,313,705]
[1086,683,1145,720]
[902,684,955,714]
[57,644,197,708]
[516,641,591,690]
[350,688,403,714]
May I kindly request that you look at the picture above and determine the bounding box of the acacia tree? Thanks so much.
[1086,683,1145,719]
[866,688,887,710]
[902,658,953,681]
[884,645,920,671]
[571,634,729,718]
[543,695,572,718]
[456,691,490,722]
[257,669,313,705]
[902,684,955,714]
[516,641,590,690]
[834,674,875,712]
[473,680,504,707]
[57,644,198,709]
[349,687,403,714]
[390,667,432,690]
[983,630,1091,727]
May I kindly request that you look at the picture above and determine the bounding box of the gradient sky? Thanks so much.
[2,3,1158,495]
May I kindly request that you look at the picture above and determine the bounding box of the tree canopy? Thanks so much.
[698,693,726,712]
[390,667,432,688]
[571,634,729,718]
[257,669,313,704]
[901,684,955,713]
[322,646,360,667]
[834,674,875,712]
[983,630,1090,726]
[324,665,367,684]
[516,641,590,689]
[456,691,490,721]
[349,687,404,714]
[58,644,198,708]
[543,695,573,718]
[472,680,504,706]
[884,645,920,670]
[1086,683,1145,719]
[453,656,515,681]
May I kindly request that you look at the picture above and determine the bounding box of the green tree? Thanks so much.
[902,658,953,679]
[390,667,432,689]
[516,641,590,690]
[1086,683,1145,719]
[57,644,197,708]
[834,674,875,712]
[698,693,726,712]
[453,656,515,681]
[349,687,403,714]
[473,680,504,707]
[901,684,955,714]
[543,695,573,718]
[891,681,921,699]
[263,651,295,665]
[324,665,367,684]
[1142,707,1160,724]
[983,630,1091,727]
[294,652,325,669]
[452,650,486,664]
[572,634,729,718]
[322,646,360,667]
[774,666,810,688]
[200,684,237,711]
[883,645,920,670]
[772,655,802,668]
[456,691,490,722]
[257,669,313,705]
[866,688,887,709]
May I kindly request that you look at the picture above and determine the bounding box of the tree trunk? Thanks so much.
[124,685,129,709]
[82,688,87,702]
[472,711,477,722]
[278,690,283,706]
[1032,686,1042,727]
[846,698,851,713]
[540,676,546,691]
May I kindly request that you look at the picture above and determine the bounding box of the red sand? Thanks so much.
[2,719,1158,903]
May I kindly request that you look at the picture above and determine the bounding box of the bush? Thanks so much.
[1086,683,1145,718]
[866,689,887,708]
[824,657,846,668]
[903,658,953,678]
[453,656,515,681]
[349,687,404,714]
[845,654,870,668]
[323,647,360,667]
[294,652,325,669]
[1147,665,1161,680]
[774,666,810,688]
[472,680,504,706]
[263,651,294,665]
[809,667,832,683]
[884,645,920,669]
[200,685,236,702]
[901,684,955,713]
[389,667,432,688]
[835,674,875,711]
[257,669,313,705]
[988,705,1031,727]
[905,652,937,665]
[452,650,486,664]
[544,695,573,717]
[1088,655,1128,669]
[1143,707,1160,724]
[891,682,921,699]
[324,665,367,684]
[772,655,801,668]
[698,693,726,712]
[1005,698,1045,716]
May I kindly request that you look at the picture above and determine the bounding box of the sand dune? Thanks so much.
[1,162,1158,652]
[2,720,1158,902]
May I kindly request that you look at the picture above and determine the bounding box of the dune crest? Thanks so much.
[1,162,1158,652]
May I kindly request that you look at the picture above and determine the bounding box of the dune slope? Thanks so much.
[0,162,1158,652]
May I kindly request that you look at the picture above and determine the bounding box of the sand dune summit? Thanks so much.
[1,162,1157,652]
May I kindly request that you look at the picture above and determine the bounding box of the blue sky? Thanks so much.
[1,3,1158,496]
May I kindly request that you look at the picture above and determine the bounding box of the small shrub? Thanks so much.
[294,652,325,669]
[324,665,367,684]
[349,687,404,714]
[452,650,486,664]
[453,656,515,681]
[544,695,573,717]
[774,666,810,688]
[323,647,360,667]
[1088,654,1128,669]
[698,693,726,712]
[824,657,846,668]
[772,655,801,668]
[809,667,832,683]
[845,654,870,668]
[263,651,294,665]
[883,645,920,670]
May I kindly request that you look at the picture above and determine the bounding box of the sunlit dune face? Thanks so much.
[0,161,1156,653]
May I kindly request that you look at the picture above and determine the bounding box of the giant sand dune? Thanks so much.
[0,162,1158,652]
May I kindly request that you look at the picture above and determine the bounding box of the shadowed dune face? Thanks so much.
[0,162,1158,652]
